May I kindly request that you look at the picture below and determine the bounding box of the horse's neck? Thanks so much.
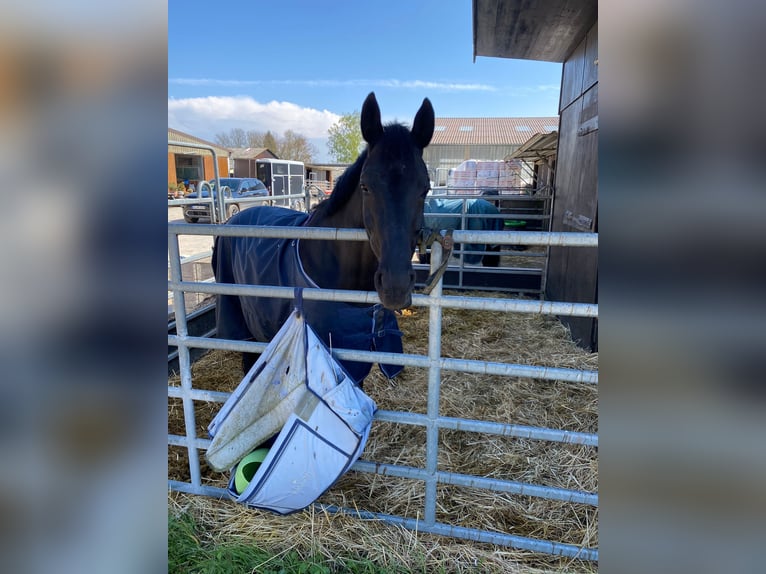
[300,190,377,291]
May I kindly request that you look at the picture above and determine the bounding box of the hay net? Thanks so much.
[205,289,377,515]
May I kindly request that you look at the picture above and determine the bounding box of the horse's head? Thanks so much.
[359,92,434,310]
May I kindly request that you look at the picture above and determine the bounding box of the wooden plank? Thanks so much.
[546,84,598,350]
[473,0,597,62]
[584,21,599,91]
[560,35,586,112]
[580,84,598,133]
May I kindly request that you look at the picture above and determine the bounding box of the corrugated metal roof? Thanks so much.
[168,128,230,156]
[430,117,558,146]
[508,130,559,160]
[229,147,277,160]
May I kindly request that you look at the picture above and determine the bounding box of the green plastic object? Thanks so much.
[234,448,270,494]
[504,220,527,228]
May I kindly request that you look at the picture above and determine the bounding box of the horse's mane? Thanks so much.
[312,124,415,218]
[312,149,367,218]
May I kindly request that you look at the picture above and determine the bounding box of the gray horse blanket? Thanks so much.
[212,206,403,383]
[424,198,503,264]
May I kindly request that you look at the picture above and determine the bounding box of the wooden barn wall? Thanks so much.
[202,155,215,181]
[546,20,598,350]
[200,156,229,181]
[168,152,176,186]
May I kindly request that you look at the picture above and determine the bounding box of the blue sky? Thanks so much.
[169,0,562,162]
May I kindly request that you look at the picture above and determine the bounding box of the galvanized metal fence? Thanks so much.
[167,221,598,561]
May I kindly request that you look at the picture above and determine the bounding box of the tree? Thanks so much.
[214,127,247,148]
[263,131,278,154]
[327,111,363,163]
[213,127,316,163]
[246,130,266,148]
[280,130,317,164]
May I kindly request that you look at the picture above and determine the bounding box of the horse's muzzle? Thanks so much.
[374,268,415,310]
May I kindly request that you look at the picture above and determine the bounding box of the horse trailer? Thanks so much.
[255,158,305,208]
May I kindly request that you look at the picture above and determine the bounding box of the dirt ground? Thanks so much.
[168,206,214,257]
[168,207,215,316]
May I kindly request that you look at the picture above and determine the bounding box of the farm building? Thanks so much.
[229,147,279,178]
[168,127,230,189]
[304,162,349,194]
[425,116,558,184]
[473,0,598,350]
[506,130,559,196]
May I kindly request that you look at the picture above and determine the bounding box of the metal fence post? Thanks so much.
[424,238,444,525]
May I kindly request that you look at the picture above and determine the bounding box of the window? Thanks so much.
[515,125,531,132]
[434,126,446,131]
[458,126,473,132]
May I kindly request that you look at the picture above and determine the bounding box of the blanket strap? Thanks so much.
[293,287,304,317]
[418,228,454,295]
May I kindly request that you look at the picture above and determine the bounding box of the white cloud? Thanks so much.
[169,78,496,92]
[167,96,341,140]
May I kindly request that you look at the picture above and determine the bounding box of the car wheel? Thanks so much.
[290,199,305,212]
[227,204,240,219]
[185,217,198,223]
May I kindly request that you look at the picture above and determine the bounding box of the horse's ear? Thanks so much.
[411,97,434,149]
[361,92,384,147]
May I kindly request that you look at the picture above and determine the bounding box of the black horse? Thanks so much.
[212,92,434,383]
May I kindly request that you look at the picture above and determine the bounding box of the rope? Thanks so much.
[418,228,454,295]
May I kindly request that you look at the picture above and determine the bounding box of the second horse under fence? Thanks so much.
[419,197,503,266]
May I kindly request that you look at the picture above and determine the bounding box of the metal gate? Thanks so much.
[168,222,598,561]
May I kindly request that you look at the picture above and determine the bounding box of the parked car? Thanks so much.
[183,178,268,223]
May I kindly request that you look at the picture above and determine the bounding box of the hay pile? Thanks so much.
[168,290,598,572]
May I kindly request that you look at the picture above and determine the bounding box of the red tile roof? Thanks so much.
[430,117,559,146]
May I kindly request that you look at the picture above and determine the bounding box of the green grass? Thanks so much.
[168,511,411,574]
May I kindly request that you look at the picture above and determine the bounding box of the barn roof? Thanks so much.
[507,130,559,161]
[230,147,278,160]
[430,117,559,146]
[168,127,230,156]
[472,0,597,62]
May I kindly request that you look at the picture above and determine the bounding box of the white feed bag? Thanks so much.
[206,307,377,514]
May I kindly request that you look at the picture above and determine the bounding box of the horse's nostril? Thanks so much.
[374,270,383,291]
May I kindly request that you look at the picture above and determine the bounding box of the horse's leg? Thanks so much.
[242,352,258,375]
[482,244,501,267]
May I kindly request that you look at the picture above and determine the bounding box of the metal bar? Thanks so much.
[168,434,212,449]
[177,251,213,265]
[168,140,220,222]
[168,480,228,499]
[168,222,597,247]
[168,334,598,384]
[350,461,597,506]
[168,232,202,489]
[167,386,231,403]
[317,505,598,561]
[435,415,598,446]
[372,411,599,446]
[171,477,599,562]
[166,280,598,318]
[424,240,444,525]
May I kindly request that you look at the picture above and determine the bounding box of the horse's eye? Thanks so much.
[360,183,371,193]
